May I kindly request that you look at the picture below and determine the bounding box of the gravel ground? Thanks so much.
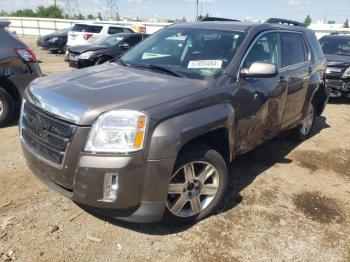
[0,37,349,262]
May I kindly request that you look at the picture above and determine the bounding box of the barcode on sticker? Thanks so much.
[188,60,223,69]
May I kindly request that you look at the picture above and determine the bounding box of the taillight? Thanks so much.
[83,33,93,40]
[15,48,37,62]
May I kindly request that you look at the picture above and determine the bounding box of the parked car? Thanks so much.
[20,19,328,225]
[0,21,42,127]
[38,27,71,54]
[320,33,350,98]
[68,33,148,69]
[67,22,134,48]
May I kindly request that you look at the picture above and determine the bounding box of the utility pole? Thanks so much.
[54,0,57,7]
[196,0,199,21]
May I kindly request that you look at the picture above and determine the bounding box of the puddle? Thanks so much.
[293,192,345,224]
[292,150,350,176]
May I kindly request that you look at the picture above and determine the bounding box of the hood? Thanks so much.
[69,44,108,54]
[325,54,350,67]
[26,63,208,125]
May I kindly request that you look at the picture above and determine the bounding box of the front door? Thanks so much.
[236,31,288,153]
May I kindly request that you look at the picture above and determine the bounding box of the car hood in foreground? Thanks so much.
[26,63,208,125]
[325,54,350,67]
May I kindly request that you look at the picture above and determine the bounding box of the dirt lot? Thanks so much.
[0,37,349,262]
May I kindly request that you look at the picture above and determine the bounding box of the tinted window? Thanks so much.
[320,36,350,56]
[124,35,143,46]
[71,24,102,33]
[108,27,123,35]
[123,28,134,33]
[308,31,324,59]
[243,32,280,68]
[281,33,307,67]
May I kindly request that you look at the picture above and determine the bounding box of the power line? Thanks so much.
[105,0,119,21]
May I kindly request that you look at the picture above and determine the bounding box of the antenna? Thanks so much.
[64,0,80,18]
[105,0,120,21]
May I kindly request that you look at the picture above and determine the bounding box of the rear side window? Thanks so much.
[108,27,123,35]
[123,28,134,33]
[71,24,103,33]
[281,32,307,67]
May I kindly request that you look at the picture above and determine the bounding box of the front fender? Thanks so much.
[147,103,236,160]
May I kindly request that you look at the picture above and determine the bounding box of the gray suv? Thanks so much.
[0,21,42,126]
[20,20,328,225]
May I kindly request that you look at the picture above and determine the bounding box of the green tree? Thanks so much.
[303,15,312,27]
[344,19,349,28]
[87,14,95,20]
[97,12,102,20]
[182,17,186,22]
[36,5,63,18]
[11,9,36,17]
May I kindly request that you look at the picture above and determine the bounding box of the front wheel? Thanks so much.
[163,144,228,225]
[293,102,316,140]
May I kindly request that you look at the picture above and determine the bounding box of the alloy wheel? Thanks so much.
[166,161,220,218]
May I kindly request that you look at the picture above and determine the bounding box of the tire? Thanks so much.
[95,57,110,65]
[0,88,14,127]
[293,101,316,141]
[163,144,228,225]
[60,45,67,54]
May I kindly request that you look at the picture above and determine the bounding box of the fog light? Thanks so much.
[100,173,119,202]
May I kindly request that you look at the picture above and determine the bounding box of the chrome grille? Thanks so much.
[21,101,76,166]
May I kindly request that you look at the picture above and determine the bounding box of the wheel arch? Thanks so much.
[0,77,20,104]
[147,103,236,164]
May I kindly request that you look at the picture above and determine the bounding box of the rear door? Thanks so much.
[67,24,103,46]
[280,32,312,127]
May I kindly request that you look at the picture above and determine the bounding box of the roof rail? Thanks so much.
[201,17,240,22]
[0,21,10,28]
[266,18,305,27]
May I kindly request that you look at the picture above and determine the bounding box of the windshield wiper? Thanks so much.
[132,64,187,78]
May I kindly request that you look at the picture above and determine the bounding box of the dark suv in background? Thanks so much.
[320,33,350,98]
[38,27,71,54]
[0,21,42,127]
[20,19,328,225]
[68,33,148,68]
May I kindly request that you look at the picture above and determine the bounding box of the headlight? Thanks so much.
[79,51,94,59]
[342,67,350,78]
[49,37,59,42]
[85,110,147,153]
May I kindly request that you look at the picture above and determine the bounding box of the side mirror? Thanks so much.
[119,42,130,50]
[240,62,278,78]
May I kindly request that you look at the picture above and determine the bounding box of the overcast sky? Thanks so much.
[0,0,349,23]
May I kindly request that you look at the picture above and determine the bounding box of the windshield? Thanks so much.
[320,37,350,56]
[96,35,124,46]
[120,28,244,80]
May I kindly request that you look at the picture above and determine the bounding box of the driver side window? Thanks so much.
[243,32,281,69]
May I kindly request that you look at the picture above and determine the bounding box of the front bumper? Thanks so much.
[21,137,175,223]
[69,59,95,69]
[326,79,350,98]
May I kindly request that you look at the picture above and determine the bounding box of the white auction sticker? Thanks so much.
[188,60,223,69]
